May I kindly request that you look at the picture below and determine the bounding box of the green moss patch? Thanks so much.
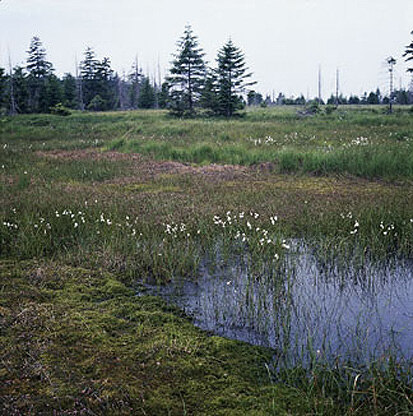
[0,260,303,415]
[104,183,183,194]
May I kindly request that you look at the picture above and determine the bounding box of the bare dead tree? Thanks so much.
[386,56,396,113]
[75,55,84,111]
[8,51,17,115]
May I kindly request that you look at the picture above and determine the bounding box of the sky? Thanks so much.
[0,0,412,99]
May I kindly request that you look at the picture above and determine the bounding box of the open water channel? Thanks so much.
[139,243,413,366]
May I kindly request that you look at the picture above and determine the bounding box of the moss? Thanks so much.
[103,183,183,194]
[0,260,306,415]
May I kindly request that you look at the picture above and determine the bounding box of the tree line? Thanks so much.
[248,87,413,107]
[1,27,412,116]
[0,37,164,115]
[0,26,255,117]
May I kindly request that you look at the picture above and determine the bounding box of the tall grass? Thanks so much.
[109,138,413,179]
[276,357,413,415]
[1,200,412,282]
[2,106,412,179]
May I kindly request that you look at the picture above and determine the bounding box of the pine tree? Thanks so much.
[26,36,54,112]
[62,73,78,108]
[157,82,170,109]
[114,73,128,110]
[95,57,115,110]
[80,49,116,111]
[0,67,7,113]
[200,72,219,114]
[367,91,380,104]
[80,47,99,107]
[215,39,255,117]
[403,30,413,73]
[87,94,106,111]
[80,47,98,80]
[138,77,156,108]
[41,74,63,112]
[348,95,360,104]
[247,90,263,106]
[26,36,53,79]
[11,66,29,113]
[167,25,206,116]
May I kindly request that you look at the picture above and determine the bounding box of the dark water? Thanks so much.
[139,246,413,365]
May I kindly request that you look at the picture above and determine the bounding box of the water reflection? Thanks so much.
[139,246,413,365]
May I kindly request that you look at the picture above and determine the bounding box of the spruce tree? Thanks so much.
[11,66,29,113]
[200,72,219,114]
[128,61,142,109]
[42,74,63,112]
[62,73,78,108]
[80,49,116,111]
[80,47,99,107]
[26,36,54,112]
[26,36,52,79]
[114,73,128,110]
[138,77,156,109]
[87,94,106,111]
[215,39,255,117]
[167,25,206,116]
[404,30,413,73]
[80,48,124,111]
[0,68,7,113]
[247,90,263,106]
[95,57,115,110]
[157,82,170,109]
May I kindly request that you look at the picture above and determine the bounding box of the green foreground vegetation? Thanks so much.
[0,261,284,415]
[1,107,413,414]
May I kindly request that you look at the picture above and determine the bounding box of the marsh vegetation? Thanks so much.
[1,106,413,414]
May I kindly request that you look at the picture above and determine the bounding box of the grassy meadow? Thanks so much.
[1,106,413,415]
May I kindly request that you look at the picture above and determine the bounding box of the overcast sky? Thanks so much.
[1,0,412,99]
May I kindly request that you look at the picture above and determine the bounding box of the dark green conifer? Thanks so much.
[26,36,53,79]
[403,30,413,72]
[62,73,78,108]
[157,82,170,109]
[26,36,54,112]
[200,72,220,114]
[138,77,156,109]
[80,47,99,107]
[215,39,255,117]
[11,67,29,113]
[167,25,206,116]
[0,67,8,112]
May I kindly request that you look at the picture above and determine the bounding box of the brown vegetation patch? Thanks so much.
[35,149,249,181]
[35,149,142,162]
[124,160,250,183]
